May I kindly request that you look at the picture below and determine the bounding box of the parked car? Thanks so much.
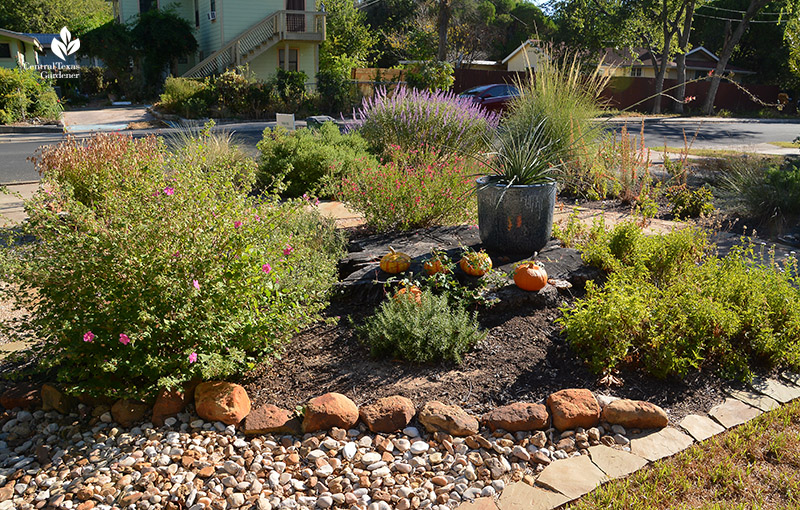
[459,84,520,112]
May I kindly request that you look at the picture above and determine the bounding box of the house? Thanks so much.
[111,0,326,84]
[598,46,755,83]
[501,39,546,72]
[0,29,41,69]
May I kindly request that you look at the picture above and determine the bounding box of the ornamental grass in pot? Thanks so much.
[476,118,566,254]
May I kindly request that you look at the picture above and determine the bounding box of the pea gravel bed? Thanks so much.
[0,403,637,510]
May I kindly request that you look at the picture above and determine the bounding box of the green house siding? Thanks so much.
[249,40,317,85]
[222,0,283,44]
[0,36,37,69]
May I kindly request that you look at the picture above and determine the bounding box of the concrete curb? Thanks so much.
[0,125,64,134]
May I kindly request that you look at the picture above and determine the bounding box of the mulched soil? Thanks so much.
[240,290,728,424]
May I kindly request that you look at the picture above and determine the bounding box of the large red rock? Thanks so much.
[195,382,251,426]
[302,393,359,433]
[243,404,301,435]
[601,399,668,429]
[152,388,187,426]
[546,389,601,431]
[359,396,416,433]
[41,384,75,414]
[481,403,549,432]
[111,399,149,427]
[418,401,479,436]
[0,384,40,410]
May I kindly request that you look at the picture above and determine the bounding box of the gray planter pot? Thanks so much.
[476,176,556,254]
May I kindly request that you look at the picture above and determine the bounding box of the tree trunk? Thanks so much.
[701,0,771,115]
[673,0,696,114]
[652,46,671,114]
[437,0,451,62]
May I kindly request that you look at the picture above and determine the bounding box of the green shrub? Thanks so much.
[6,127,344,399]
[559,222,800,381]
[0,67,62,124]
[404,60,454,91]
[159,77,211,118]
[257,122,377,197]
[274,69,308,103]
[316,67,356,115]
[666,185,715,219]
[339,144,478,231]
[356,289,485,363]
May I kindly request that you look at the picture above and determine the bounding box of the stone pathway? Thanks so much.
[462,372,800,510]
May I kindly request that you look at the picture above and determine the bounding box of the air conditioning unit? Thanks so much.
[207,11,217,20]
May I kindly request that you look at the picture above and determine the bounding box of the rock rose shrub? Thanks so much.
[3,129,343,399]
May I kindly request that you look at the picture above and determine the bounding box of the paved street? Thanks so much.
[0,117,798,185]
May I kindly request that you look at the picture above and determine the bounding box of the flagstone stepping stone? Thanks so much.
[535,453,607,500]
[751,377,800,403]
[587,445,648,479]
[708,398,762,429]
[727,389,780,412]
[630,427,693,462]
[497,482,569,510]
[678,414,725,442]
[781,371,800,386]
[457,497,500,510]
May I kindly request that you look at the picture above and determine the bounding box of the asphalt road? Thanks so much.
[0,118,798,185]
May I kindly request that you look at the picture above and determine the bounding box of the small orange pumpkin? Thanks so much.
[394,285,422,305]
[380,247,411,274]
[514,262,548,291]
[423,251,451,276]
[459,250,492,277]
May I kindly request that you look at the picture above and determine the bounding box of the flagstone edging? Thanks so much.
[459,372,800,510]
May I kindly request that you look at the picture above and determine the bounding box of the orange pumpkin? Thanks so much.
[514,262,548,291]
[459,250,492,277]
[394,285,422,305]
[423,252,451,276]
[380,247,411,274]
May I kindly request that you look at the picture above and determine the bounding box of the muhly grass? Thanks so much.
[353,86,500,157]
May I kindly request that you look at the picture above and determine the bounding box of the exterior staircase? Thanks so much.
[182,10,326,79]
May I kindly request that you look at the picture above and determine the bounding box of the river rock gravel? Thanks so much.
[0,405,632,510]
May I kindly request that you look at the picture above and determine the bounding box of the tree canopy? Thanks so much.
[0,0,112,34]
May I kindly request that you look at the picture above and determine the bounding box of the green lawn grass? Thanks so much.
[568,400,800,510]
[769,141,800,149]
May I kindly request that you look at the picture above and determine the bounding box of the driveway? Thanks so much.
[62,105,153,132]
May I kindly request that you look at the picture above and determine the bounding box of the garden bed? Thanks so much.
[242,226,731,424]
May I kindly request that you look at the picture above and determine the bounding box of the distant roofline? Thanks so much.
[0,28,43,50]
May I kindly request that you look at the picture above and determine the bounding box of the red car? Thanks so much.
[459,84,520,113]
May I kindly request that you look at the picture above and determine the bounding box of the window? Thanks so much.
[0,43,10,59]
[629,67,642,77]
[210,0,216,12]
[279,48,298,72]
[194,0,200,26]
[139,0,154,13]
